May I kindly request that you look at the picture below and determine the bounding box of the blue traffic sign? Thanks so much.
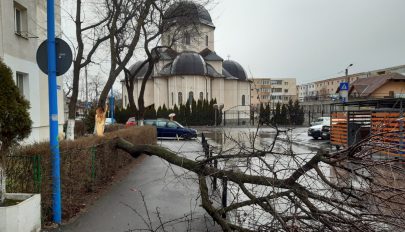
[340,82,349,91]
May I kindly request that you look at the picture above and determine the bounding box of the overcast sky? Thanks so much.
[208,0,405,84]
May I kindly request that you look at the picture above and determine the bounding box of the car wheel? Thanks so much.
[181,134,192,140]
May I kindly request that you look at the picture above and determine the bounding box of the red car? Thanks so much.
[125,117,137,127]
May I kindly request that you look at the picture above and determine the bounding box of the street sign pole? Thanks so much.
[47,0,62,223]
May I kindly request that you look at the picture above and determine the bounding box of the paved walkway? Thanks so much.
[51,139,219,232]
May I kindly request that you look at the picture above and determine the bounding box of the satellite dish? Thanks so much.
[36,38,73,76]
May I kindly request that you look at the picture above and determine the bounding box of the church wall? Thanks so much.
[154,77,169,107]
[224,80,238,110]
[168,75,211,107]
[162,24,215,53]
[212,78,225,106]
[206,60,223,74]
[132,79,155,108]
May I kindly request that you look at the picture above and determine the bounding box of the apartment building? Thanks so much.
[297,64,405,102]
[0,0,64,143]
[251,78,297,109]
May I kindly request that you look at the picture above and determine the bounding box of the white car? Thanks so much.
[308,117,330,139]
[310,117,330,126]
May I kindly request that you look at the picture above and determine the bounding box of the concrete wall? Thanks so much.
[0,194,41,232]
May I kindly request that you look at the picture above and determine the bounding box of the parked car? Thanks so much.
[321,125,330,140]
[125,117,137,127]
[308,124,330,140]
[105,118,116,125]
[143,119,197,139]
[310,117,330,126]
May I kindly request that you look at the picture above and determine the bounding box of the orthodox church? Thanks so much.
[121,1,251,115]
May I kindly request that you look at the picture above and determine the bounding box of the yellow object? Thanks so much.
[95,104,108,136]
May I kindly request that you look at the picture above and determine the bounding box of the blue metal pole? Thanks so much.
[47,0,62,223]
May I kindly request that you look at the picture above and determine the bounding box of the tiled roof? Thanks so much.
[349,73,405,97]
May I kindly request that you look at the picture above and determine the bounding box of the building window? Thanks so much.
[271,88,282,93]
[199,92,203,101]
[271,80,282,85]
[188,91,193,104]
[205,35,208,47]
[16,72,28,98]
[14,2,27,37]
[242,95,245,106]
[284,89,288,93]
[178,92,182,105]
[284,82,288,85]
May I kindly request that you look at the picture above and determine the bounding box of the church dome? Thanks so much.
[129,61,150,79]
[171,52,207,75]
[164,1,215,28]
[223,60,247,80]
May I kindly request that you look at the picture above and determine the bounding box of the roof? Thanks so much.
[348,73,405,97]
[128,61,152,79]
[223,60,247,81]
[171,52,206,75]
[158,51,223,78]
[158,48,178,60]
[163,1,215,28]
[200,48,223,61]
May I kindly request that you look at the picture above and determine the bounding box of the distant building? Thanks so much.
[121,2,250,114]
[297,64,405,102]
[250,78,297,109]
[0,0,64,143]
[349,73,405,99]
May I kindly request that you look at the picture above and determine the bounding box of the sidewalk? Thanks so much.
[49,139,219,232]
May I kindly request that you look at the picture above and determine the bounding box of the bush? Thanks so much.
[6,126,157,223]
[0,59,32,153]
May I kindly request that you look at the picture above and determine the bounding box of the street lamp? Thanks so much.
[345,63,353,83]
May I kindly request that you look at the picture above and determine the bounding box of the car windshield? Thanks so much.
[174,121,184,128]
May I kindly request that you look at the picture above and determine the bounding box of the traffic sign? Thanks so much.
[340,82,349,91]
[36,38,73,76]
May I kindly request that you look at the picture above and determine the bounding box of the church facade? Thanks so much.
[121,1,251,116]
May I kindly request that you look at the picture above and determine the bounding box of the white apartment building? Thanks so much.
[251,78,297,109]
[0,0,64,143]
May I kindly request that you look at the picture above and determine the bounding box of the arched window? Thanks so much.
[242,95,246,106]
[199,92,204,101]
[188,91,194,104]
[178,92,183,105]
[205,35,208,46]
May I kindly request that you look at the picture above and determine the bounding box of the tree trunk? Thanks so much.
[0,164,5,204]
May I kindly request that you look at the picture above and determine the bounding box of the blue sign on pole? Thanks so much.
[340,82,349,91]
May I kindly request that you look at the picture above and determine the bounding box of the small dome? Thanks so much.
[164,1,214,28]
[129,61,150,79]
[223,60,247,80]
[171,52,207,75]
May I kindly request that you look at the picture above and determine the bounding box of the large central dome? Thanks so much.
[163,1,215,28]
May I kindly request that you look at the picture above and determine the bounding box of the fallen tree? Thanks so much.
[115,128,405,232]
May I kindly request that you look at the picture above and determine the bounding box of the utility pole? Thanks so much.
[47,0,61,223]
